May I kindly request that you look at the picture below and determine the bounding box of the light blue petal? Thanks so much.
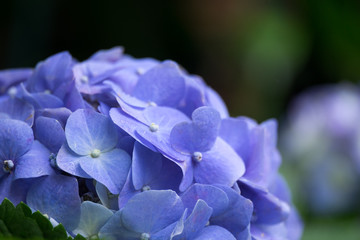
[95,181,119,210]
[79,148,131,194]
[72,201,114,238]
[56,143,91,178]
[65,109,118,155]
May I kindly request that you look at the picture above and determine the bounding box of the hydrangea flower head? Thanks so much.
[0,47,302,240]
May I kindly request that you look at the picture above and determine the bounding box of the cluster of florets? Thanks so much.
[281,83,360,215]
[0,47,302,240]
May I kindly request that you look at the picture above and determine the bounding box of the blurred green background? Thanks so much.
[1,0,360,239]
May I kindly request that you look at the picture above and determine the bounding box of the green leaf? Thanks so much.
[0,198,85,240]
[73,234,87,240]
[0,219,11,236]
[16,202,32,217]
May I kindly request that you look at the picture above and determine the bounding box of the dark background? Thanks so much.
[1,1,360,239]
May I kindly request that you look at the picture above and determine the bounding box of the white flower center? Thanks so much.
[90,149,101,158]
[149,123,159,132]
[192,152,203,162]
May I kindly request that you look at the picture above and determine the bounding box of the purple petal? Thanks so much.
[0,119,33,160]
[0,68,32,94]
[15,141,55,179]
[26,175,81,231]
[239,180,290,225]
[79,148,131,194]
[65,109,118,155]
[205,86,229,118]
[26,51,73,93]
[109,107,157,152]
[89,46,124,62]
[37,107,72,128]
[132,61,186,107]
[170,106,221,153]
[219,118,251,161]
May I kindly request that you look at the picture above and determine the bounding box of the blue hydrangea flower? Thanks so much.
[0,119,55,203]
[57,109,131,194]
[0,47,303,240]
[99,190,184,240]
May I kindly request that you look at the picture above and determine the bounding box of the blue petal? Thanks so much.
[73,201,114,238]
[239,180,290,225]
[176,75,206,117]
[205,86,229,118]
[173,199,213,240]
[0,68,32,94]
[0,119,33,160]
[95,181,119,210]
[35,116,65,153]
[18,84,64,109]
[210,185,253,236]
[121,190,184,234]
[63,82,86,111]
[99,210,140,240]
[181,184,228,216]
[132,142,163,190]
[0,97,34,126]
[219,117,252,161]
[65,109,118,155]
[109,107,157,152]
[194,225,236,240]
[170,106,221,153]
[26,175,81,231]
[132,61,186,107]
[89,46,124,62]
[79,148,131,194]
[0,175,31,205]
[56,143,91,178]
[37,107,72,128]
[194,138,245,186]
[15,141,55,179]
[135,106,190,161]
[26,51,73,93]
